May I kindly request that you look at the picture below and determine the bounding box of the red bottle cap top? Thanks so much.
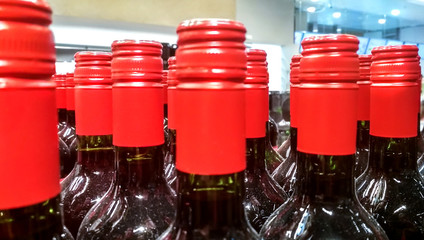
[359,54,372,81]
[0,0,55,77]
[66,72,75,87]
[290,54,301,84]
[357,54,372,121]
[300,34,359,81]
[246,49,268,84]
[297,34,359,155]
[162,70,168,85]
[371,45,421,82]
[175,18,247,175]
[54,74,67,87]
[370,45,420,138]
[111,40,163,82]
[74,51,112,85]
[167,56,178,87]
[112,39,164,147]
[176,18,247,80]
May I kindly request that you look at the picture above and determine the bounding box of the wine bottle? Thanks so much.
[0,0,73,239]
[272,54,301,196]
[165,56,178,191]
[77,40,175,239]
[61,51,115,238]
[260,34,388,240]
[243,48,288,232]
[354,54,371,177]
[55,74,68,130]
[158,18,258,240]
[264,117,284,174]
[356,45,424,239]
[59,72,77,177]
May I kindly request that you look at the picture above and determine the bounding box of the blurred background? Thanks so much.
[51,0,424,144]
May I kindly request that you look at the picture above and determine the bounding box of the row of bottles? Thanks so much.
[1,0,424,239]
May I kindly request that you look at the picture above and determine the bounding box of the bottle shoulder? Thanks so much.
[260,196,388,240]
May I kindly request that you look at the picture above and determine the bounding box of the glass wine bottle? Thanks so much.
[272,54,301,196]
[260,34,388,240]
[165,56,178,191]
[243,48,288,232]
[356,45,424,239]
[77,40,175,239]
[354,54,371,177]
[158,18,258,240]
[265,118,284,174]
[60,51,115,238]
[0,1,73,239]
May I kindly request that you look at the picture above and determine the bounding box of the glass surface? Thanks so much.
[61,135,115,238]
[244,137,288,232]
[158,171,259,240]
[261,152,388,240]
[58,110,77,178]
[265,120,284,174]
[357,136,424,239]
[273,127,297,196]
[165,129,177,191]
[355,120,370,177]
[77,145,175,239]
[0,195,74,240]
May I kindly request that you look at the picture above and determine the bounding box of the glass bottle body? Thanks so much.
[61,135,115,237]
[159,171,259,240]
[354,120,370,177]
[59,110,77,177]
[261,153,388,240]
[357,136,424,239]
[0,195,74,240]
[272,127,297,196]
[244,137,288,232]
[165,128,177,191]
[77,145,175,239]
[265,121,284,174]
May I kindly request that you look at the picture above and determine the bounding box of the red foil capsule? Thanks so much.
[358,55,371,121]
[167,56,178,130]
[298,34,359,155]
[245,48,268,138]
[176,19,247,175]
[66,72,75,111]
[74,51,113,136]
[370,45,421,138]
[0,0,59,209]
[112,40,164,147]
[54,74,67,109]
[290,54,301,128]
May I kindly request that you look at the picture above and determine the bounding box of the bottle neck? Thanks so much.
[175,171,248,230]
[356,120,370,150]
[67,110,75,128]
[290,127,298,154]
[164,103,168,119]
[76,135,114,170]
[114,145,166,191]
[58,108,67,124]
[296,152,355,201]
[367,135,418,173]
[246,137,266,174]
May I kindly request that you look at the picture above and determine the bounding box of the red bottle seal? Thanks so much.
[54,74,67,109]
[370,45,420,138]
[298,34,359,155]
[168,56,178,130]
[74,51,113,136]
[245,49,268,138]
[162,70,168,105]
[0,0,60,209]
[66,72,75,110]
[358,55,371,121]
[290,54,301,128]
[176,19,247,175]
[112,40,164,147]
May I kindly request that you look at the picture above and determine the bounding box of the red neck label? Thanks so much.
[168,87,177,130]
[56,87,67,109]
[245,84,267,138]
[370,82,418,138]
[66,87,75,110]
[290,84,299,128]
[113,83,164,147]
[0,80,60,209]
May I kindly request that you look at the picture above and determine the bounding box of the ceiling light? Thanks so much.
[391,9,400,16]
[332,12,341,18]
[336,28,342,33]
[378,18,386,24]
[307,7,316,13]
